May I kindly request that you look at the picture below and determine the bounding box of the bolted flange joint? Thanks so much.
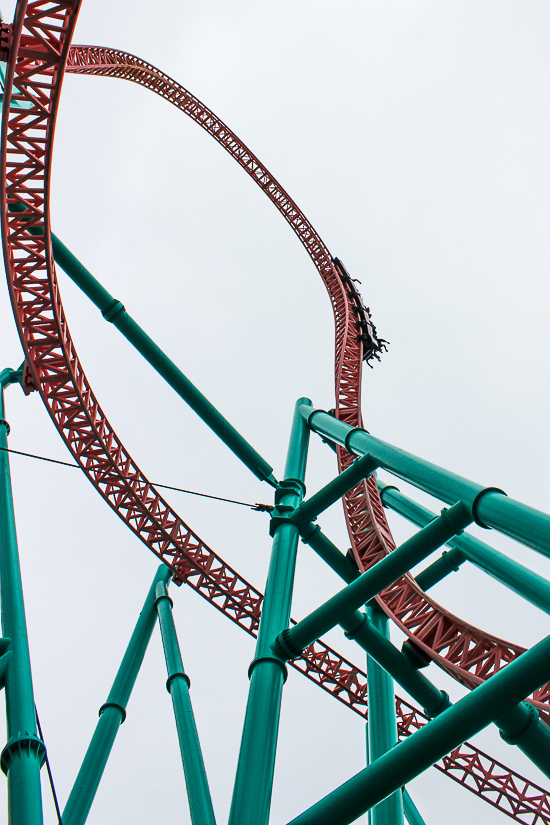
[498,702,539,745]
[438,501,471,535]
[248,655,288,682]
[0,419,10,436]
[102,299,126,323]
[269,505,295,538]
[99,702,127,724]
[166,671,191,693]
[1,732,46,775]
[274,478,305,504]
[472,486,507,529]
[271,628,303,662]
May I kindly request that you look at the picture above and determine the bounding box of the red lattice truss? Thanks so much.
[0,8,548,821]
[64,43,550,709]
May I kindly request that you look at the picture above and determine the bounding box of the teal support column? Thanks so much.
[291,453,378,525]
[299,523,359,584]
[342,611,449,718]
[228,398,311,825]
[0,369,45,825]
[272,502,472,661]
[63,564,171,825]
[299,405,550,556]
[287,629,550,825]
[366,605,404,825]
[155,581,216,825]
[378,480,550,615]
[402,790,426,825]
[51,233,276,487]
[299,525,449,717]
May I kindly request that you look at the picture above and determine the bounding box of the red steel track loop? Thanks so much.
[64,45,550,710]
[0,11,547,819]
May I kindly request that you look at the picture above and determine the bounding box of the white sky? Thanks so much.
[0,2,550,823]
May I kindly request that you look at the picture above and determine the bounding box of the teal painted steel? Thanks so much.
[413,547,466,590]
[402,789,426,825]
[272,502,472,660]
[0,370,45,825]
[63,565,171,825]
[379,481,550,616]
[366,606,404,825]
[378,481,550,774]
[300,405,550,556]
[228,399,310,825]
[292,453,378,524]
[496,702,550,776]
[342,611,449,718]
[298,518,449,717]
[155,581,216,825]
[51,234,277,487]
[299,525,359,584]
[286,630,550,825]
[298,494,550,774]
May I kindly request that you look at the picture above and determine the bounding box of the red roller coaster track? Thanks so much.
[63,44,550,708]
[0,3,548,821]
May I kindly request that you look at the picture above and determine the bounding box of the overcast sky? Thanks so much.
[0,2,550,823]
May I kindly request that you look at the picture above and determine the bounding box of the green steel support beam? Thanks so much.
[228,398,311,825]
[51,233,276,487]
[272,502,472,661]
[301,527,449,718]
[299,516,452,722]
[286,629,550,825]
[378,480,550,616]
[298,522,449,717]
[299,523,359,585]
[299,504,550,771]
[342,610,449,718]
[402,789,426,825]
[63,565,172,825]
[291,453,378,525]
[155,581,216,825]
[414,547,466,591]
[366,605,404,825]
[299,405,550,556]
[0,369,45,825]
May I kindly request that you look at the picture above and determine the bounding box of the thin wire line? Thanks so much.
[0,446,273,511]
[35,705,63,825]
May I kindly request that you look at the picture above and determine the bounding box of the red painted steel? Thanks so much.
[0,12,547,819]
[64,44,550,711]
[395,698,550,825]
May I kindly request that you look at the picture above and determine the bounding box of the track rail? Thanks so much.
[65,44,550,709]
[0,11,547,819]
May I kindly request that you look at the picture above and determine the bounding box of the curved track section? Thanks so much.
[1,11,549,819]
[64,45,550,710]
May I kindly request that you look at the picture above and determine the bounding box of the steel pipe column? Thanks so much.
[51,234,277,487]
[228,399,311,825]
[155,580,216,825]
[63,565,172,825]
[300,405,550,555]
[287,630,550,825]
[366,605,404,825]
[0,369,44,825]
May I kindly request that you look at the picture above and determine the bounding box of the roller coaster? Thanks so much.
[0,2,549,824]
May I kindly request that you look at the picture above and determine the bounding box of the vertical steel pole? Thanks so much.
[155,580,216,825]
[366,605,404,825]
[63,564,172,825]
[402,789,426,825]
[228,398,311,825]
[0,370,45,825]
